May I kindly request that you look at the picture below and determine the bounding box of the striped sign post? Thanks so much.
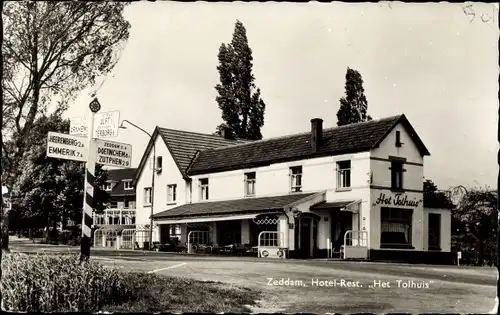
[80,98,101,261]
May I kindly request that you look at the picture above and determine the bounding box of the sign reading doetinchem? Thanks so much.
[46,132,87,162]
[96,139,132,167]
[70,111,120,138]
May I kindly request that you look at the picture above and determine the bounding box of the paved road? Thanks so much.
[7,237,498,314]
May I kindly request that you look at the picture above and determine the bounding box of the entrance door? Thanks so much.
[300,218,311,258]
[331,211,352,251]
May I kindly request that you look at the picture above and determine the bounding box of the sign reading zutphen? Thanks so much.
[70,110,120,138]
[96,139,132,167]
[46,132,87,162]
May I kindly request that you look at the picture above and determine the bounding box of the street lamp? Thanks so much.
[119,120,155,251]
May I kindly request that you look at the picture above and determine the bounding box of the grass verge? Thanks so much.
[1,252,261,312]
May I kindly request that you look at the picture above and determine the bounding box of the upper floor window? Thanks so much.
[391,161,404,190]
[290,166,302,193]
[395,130,402,147]
[245,172,256,197]
[123,180,133,190]
[144,187,152,205]
[200,178,209,200]
[337,160,351,189]
[156,156,163,169]
[167,184,177,203]
[102,182,112,191]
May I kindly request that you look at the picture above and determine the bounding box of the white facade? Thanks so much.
[134,117,452,260]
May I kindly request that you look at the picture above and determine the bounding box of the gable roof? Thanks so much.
[133,127,248,184]
[105,168,137,196]
[187,114,430,175]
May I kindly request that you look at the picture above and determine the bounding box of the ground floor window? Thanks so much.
[428,213,441,250]
[380,207,413,248]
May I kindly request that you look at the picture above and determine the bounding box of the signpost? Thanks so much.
[46,99,133,260]
[46,132,88,162]
[70,110,120,138]
[95,139,132,168]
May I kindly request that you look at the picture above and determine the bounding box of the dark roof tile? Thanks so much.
[105,168,137,196]
[188,115,428,175]
[157,128,249,178]
[153,192,317,219]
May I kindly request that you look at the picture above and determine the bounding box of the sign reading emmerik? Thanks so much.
[95,139,132,167]
[375,192,420,207]
[46,132,87,162]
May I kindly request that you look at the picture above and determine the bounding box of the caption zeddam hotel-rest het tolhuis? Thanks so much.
[93,114,452,263]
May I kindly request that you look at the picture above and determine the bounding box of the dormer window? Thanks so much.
[102,182,112,191]
[123,180,133,190]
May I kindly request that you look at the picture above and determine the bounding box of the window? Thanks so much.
[380,207,413,248]
[102,182,112,191]
[156,156,163,169]
[124,180,133,190]
[124,200,130,209]
[109,201,118,209]
[428,213,441,250]
[144,187,152,205]
[290,166,302,193]
[167,184,177,203]
[395,131,402,147]
[391,161,404,190]
[337,160,351,189]
[245,172,256,196]
[200,178,209,200]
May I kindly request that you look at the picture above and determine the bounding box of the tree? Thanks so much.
[336,67,373,126]
[9,114,110,233]
[423,179,454,209]
[450,185,497,265]
[1,1,129,248]
[214,20,266,140]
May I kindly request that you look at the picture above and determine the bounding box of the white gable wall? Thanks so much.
[369,122,427,250]
[135,135,186,227]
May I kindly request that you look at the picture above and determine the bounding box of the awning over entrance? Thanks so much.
[310,200,361,213]
[152,192,320,224]
[155,213,258,225]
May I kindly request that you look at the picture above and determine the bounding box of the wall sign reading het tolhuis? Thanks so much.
[375,192,420,207]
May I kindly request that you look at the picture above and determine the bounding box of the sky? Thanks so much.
[62,1,499,191]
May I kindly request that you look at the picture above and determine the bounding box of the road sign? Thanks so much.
[46,132,87,162]
[95,139,132,167]
[94,110,120,138]
[69,116,88,137]
[70,110,120,138]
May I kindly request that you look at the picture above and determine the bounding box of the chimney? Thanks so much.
[310,118,323,151]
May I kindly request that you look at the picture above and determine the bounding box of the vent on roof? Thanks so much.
[310,118,323,151]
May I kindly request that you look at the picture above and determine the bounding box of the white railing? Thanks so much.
[341,230,369,260]
[93,208,136,226]
[258,231,287,259]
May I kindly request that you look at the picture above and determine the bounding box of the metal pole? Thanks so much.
[81,98,99,260]
[149,143,155,250]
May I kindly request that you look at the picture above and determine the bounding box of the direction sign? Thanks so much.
[70,110,120,138]
[46,132,87,162]
[95,139,132,168]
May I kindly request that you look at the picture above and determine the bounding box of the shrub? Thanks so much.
[1,253,131,312]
